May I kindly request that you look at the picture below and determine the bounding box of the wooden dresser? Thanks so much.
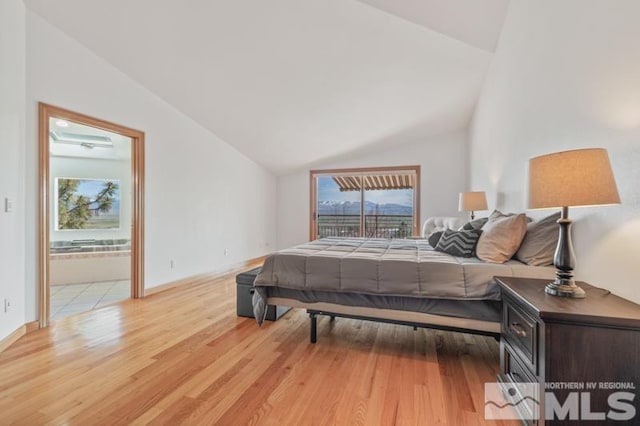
[495,276,640,425]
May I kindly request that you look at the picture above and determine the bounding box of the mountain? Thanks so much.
[317,200,412,215]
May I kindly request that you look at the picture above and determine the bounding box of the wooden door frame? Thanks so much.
[38,103,145,328]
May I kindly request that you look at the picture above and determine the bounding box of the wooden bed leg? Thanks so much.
[310,312,317,344]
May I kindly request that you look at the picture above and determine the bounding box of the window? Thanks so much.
[310,166,420,240]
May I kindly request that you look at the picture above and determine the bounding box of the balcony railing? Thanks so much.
[317,214,413,239]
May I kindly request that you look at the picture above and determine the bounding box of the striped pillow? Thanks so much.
[435,228,483,257]
[427,231,444,247]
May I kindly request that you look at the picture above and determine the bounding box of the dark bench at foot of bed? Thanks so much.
[236,267,291,321]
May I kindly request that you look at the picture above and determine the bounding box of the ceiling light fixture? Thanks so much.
[50,131,113,148]
[55,120,69,128]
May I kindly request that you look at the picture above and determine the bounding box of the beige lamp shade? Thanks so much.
[458,191,488,212]
[528,148,620,209]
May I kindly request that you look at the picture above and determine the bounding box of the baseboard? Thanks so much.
[145,255,268,297]
[0,326,24,353]
[25,321,40,333]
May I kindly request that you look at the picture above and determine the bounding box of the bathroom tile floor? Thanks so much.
[50,280,130,321]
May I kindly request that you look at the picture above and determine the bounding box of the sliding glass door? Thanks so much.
[310,166,420,240]
[316,175,362,238]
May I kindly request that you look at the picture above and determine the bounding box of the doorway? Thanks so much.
[39,103,145,328]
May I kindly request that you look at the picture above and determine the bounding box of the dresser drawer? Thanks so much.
[500,345,539,426]
[503,297,538,373]
[502,343,536,385]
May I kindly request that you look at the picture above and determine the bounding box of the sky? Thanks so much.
[317,176,413,206]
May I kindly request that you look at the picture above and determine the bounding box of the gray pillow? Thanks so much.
[488,209,511,220]
[516,212,561,266]
[489,209,533,222]
[461,217,488,231]
[435,228,483,257]
[427,231,443,248]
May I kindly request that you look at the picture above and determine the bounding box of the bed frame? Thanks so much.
[267,296,501,343]
[254,238,554,344]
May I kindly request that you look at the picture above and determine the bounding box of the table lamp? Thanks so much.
[459,191,488,220]
[528,148,620,298]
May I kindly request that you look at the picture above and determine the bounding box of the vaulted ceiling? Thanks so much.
[25,0,509,175]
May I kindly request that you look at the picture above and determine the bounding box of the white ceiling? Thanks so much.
[357,0,510,52]
[25,0,507,175]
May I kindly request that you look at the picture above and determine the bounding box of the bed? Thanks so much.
[252,237,555,342]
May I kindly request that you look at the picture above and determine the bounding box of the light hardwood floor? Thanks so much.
[0,262,517,425]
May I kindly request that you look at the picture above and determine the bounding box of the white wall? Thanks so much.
[25,12,277,322]
[277,130,469,249]
[0,0,27,340]
[50,156,131,242]
[470,0,640,303]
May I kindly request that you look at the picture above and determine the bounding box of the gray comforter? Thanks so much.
[253,237,554,322]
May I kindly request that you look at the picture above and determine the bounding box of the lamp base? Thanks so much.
[546,207,585,299]
[545,279,586,298]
